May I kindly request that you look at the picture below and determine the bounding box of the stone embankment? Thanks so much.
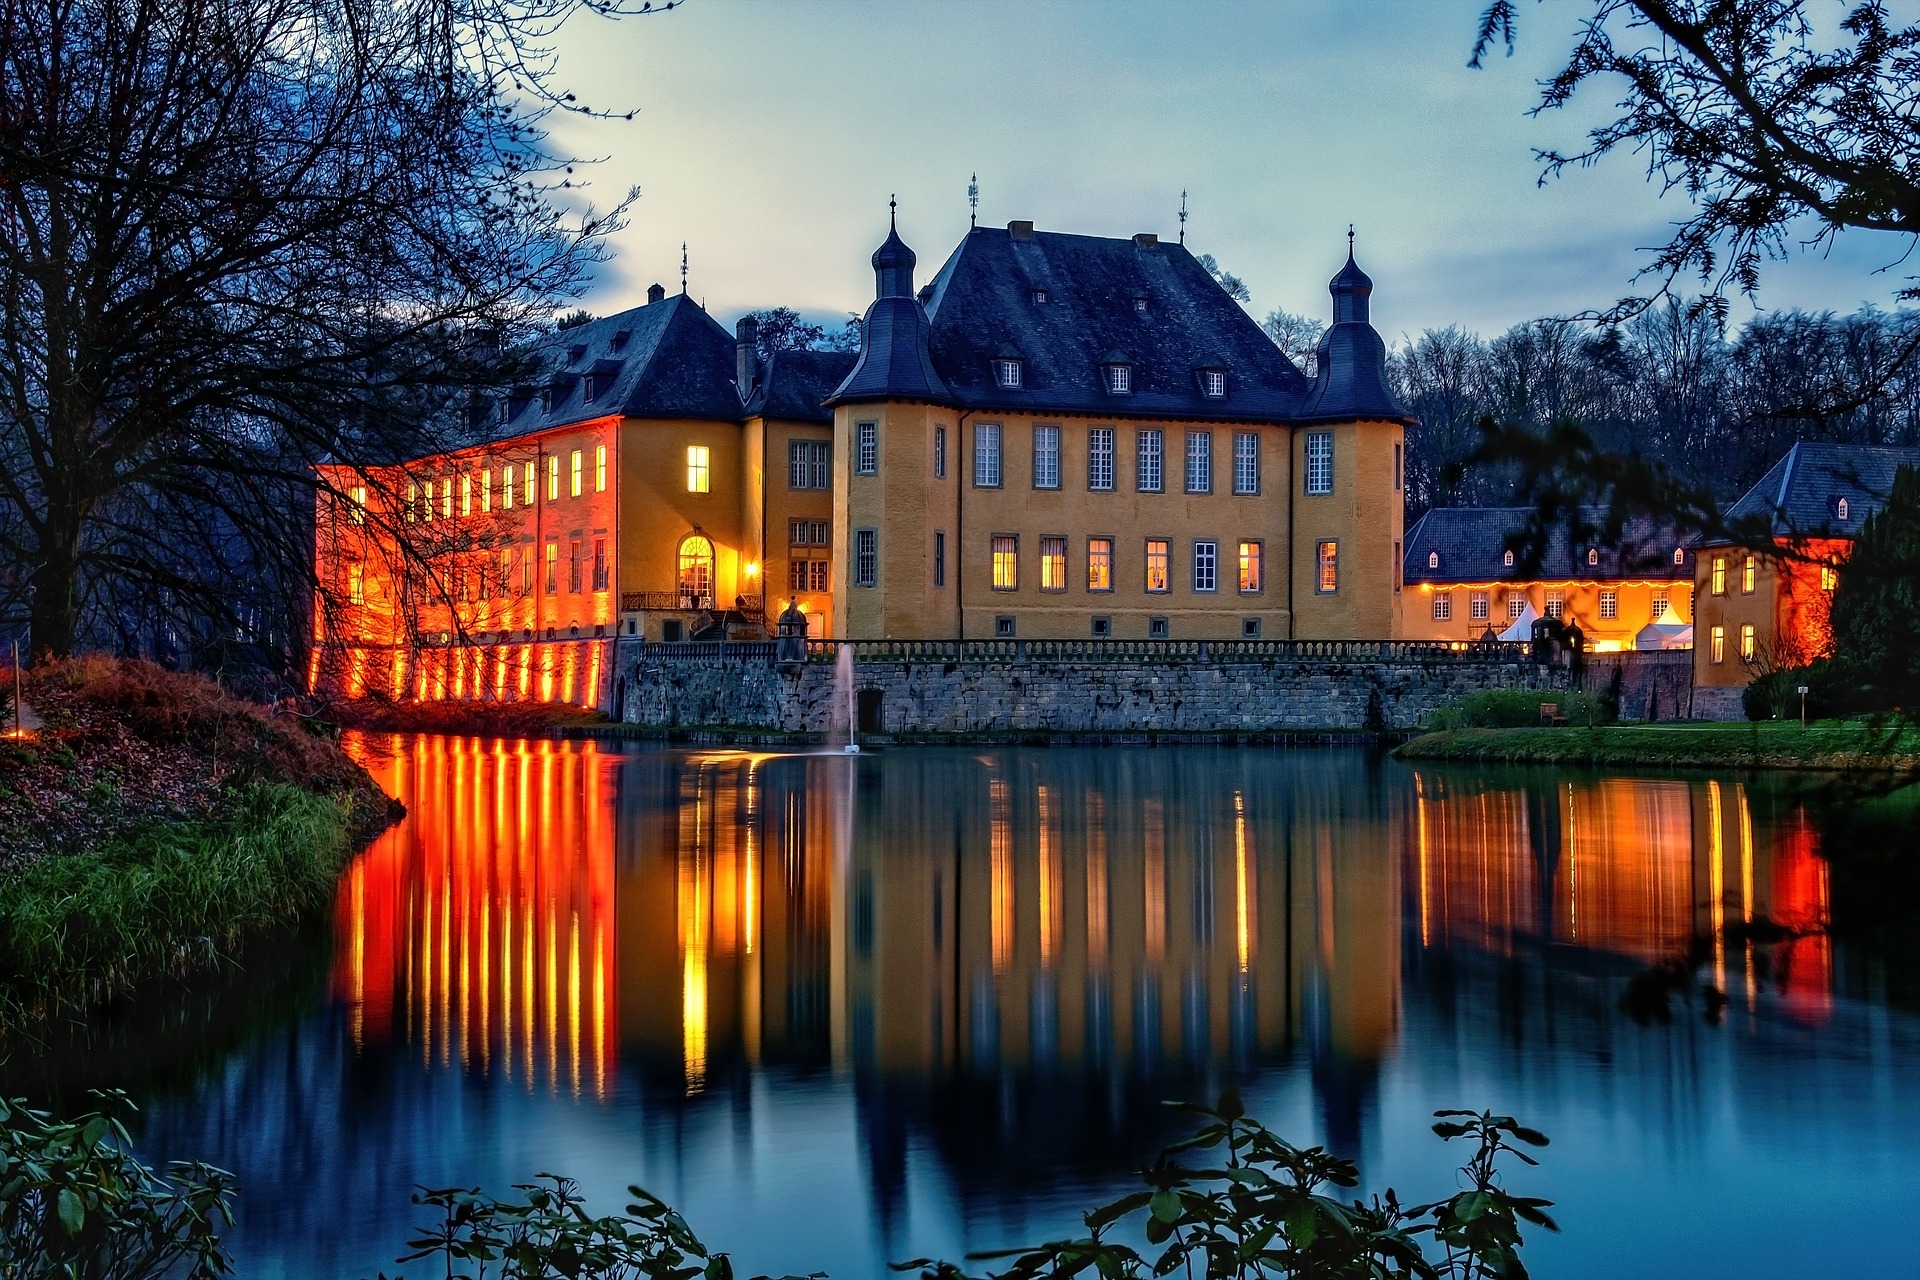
[608,639,1568,740]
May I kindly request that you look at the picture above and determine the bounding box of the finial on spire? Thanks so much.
[680,241,688,294]
[968,172,979,228]
[1179,190,1188,245]
[889,194,897,230]
[1347,223,1355,256]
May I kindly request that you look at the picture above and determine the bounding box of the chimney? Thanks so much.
[1008,220,1035,240]
[735,316,759,400]
[1132,233,1159,247]
[646,282,666,304]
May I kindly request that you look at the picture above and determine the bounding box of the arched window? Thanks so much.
[678,535,715,608]
[1587,547,1599,566]
[1503,550,1515,568]
[1837,497,1850,520]
[1427,550,1440,569]
[1673,547,1684,564]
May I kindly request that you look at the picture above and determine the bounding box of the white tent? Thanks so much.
[1635,602,1694,651]
[1498,601,1540,642]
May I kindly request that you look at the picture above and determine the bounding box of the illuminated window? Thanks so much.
[441,477,453,519]
[1316,540,1338,593]
[1821,565,1838,591]
[501,467,513,509]
[1600,589,1618,619]
[856,421,878,475]
[1193,540,1218,592]
[1742,555,1756,593]
[1234,432,1260,494]
[547,455,559,501]
[974,423,1002,487]
[991,535,1019,590]
[933,531,945,587]
[461,473,472,516]
[1145,538,1170,593]
[405,482,417,523]
[1711,556,1726,595]
[1740,623,1755,662]
[1105,363,1131,394]
[1711,625,1725,664]
[1185,431,1213,494]
[1652,589,1668,617]
[1304,432,1333,495]
[1544,588,1565,619]
[596,444,607,492]
[1089,428,1114,491]
[592,538,608,591]
[1508,594,1527,621]
[1432,592,1452,621]
[1088,537,1113,591]
[1239,541,1262,593]
[524,460,536,506]
[853,528,877,587]
[347,562,365,606]
[1470,591,1489,620]
[1033,425,1061,489]
[686,445,710,493]
[1136,429,1163,493]
[1200,369,1226,398]
[1039,536,1067,590]
[544,540,558,593]
[678,535,714,603]
[480,471,491,513]
[570,449,583,497]
[934,426,947,478]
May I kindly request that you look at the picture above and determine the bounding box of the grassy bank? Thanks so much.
[1396,719,1920,773]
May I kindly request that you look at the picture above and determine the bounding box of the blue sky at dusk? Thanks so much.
[546,0,1913,342]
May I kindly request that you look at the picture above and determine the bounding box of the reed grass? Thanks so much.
[0,783,354,1031]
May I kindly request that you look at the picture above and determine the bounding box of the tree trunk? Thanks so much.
[27,537,79,662]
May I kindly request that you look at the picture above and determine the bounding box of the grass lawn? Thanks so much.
[1396,718,1920,773]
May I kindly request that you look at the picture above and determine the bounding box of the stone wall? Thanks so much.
[613,639,1570,738]
[1577,650,1697,722]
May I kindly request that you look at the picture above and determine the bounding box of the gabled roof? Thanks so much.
[915,227,1312,421]
[1717,441,1920,541]
[747,349,858,423]
[1403,507,1693,585]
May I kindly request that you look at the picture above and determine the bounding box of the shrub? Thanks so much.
[1744,661,1844,722]
[1425,687,1607,730]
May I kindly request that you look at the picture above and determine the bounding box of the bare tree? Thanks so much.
[1260,309,1324,374]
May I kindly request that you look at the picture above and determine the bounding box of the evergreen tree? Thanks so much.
[1831,465,1920,712]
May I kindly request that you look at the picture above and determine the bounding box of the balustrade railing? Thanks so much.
[620,590,714,613]
[623,636,1534,665]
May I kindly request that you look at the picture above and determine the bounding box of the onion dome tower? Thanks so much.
[827,201,949,404]
[1299,238,1405,421]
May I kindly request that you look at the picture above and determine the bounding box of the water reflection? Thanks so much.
[103,738,1918,1280]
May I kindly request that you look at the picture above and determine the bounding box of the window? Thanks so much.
[1137,429,1163,492]
[1600,589,1618,619]
[406,481,418,523]
[347,562,366,606]
[810,559,830,591]
[1821,565,1838,591]
[1185,431,1212,494]
[596,445,607,492]
[592,539,608,592]
[1432,592,1452,621]
[995,616,1017,638]
[1033,425,1061,489]
[1427,550,1440,570]
[974,423,1003,487]
[934,531,946,588]
[686,445,710,493]
[480,472,491,514]
[1091,616,1112,637]
[856,421,878,475]
[1192,540,1218,592]
[1837,497,1850,521]
[853,528,877,587]
[1508,594,1527,621]
[1503,549,1514,568]
[1711,556,1727,595]
[1233,432,1259,495]
[568,539,583,593]
[501,470,513,510]
[678,535,714,603]
[1148,616,1169,638]
[1711,625,1726,664]
[544,541,559,593]
[1033,289,1047,304]
[1087,537,1113,591]
[441,478,453,519]
[789,519,811,545]
[1674,546,1685,565]
[812,520,829,544]
[1241,618,1261,638]
[788,559,809,591]
[1394,441,1404,492]
[1304,432,1333,495]
[991,535,1018,590]
[1039,536,1067,590]
[1105,364,1132,394]
[350,486,367,524]
[571,449,583,497]
[1652,589,1668,617]
[934,426,947,478]
[1200,369,1226,398]
[1742,555,1756,594]
[1740,623,1756,662]
[1088,428,1115,491]
[546,455,559,501]
[1238,541,1262,593]
[1145,539,1170,593]
[789,440,831,490]
[500,549,512,598]
[1586,547,1599,567]
[995,358,1022,389]
[1316,540,1338,593]
[1394,540,1402,593]
[524,462,535,506]
[1470,591,1489,621]
[1544,589,1565,620]
[462,474,473,516]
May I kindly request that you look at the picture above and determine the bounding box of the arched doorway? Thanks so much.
[677,535,714,609]
[856,688,885,735]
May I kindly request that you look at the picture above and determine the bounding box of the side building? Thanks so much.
[826,217,1415,641]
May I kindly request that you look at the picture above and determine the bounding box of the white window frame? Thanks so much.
[974,423,1003,488]
[1106,364,1132,394]
[1088,428,1115,491]
[1238,540,1263,594]
[995,358,1022,389]
[1233,432,1260,495]
[1432,592,1452,621]
[1192,540,1218,593]
[1508,594,1527,621]
[1039,535,1068,591]
[853,528,878,587]
[1136,429,1163,493]
[934,426,947,479]
[991,534,1019,591]
[1200,369,1226,398]
[856,421,878,476]
[1304,432,1333,495]
[1185,431,1212,494]
[1033,424,1061,490]
[1599,589,1618,619]
[1544,589,1565,620]
[1470,591,1489,621]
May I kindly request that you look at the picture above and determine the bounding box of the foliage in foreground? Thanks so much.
[0,1093,233,1280]
[1425,687,1607,731]
[0,783,355,1029]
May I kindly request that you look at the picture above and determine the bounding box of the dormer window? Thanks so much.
[1837,496,1850,521]
[611,329,632,353]
[1132,297,1148,312]
[1673,547,1684,564]
[1503,550,1515,568]
[1587,547,1599,567]
[1427,550,1440,570]
[1105,363,1132,394]
[994,358,1023,389]
[1199,369,1226,398]
[1032,288,1048,304]
[566,344,586,365]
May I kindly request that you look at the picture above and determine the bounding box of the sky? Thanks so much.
[541,0,1916,345]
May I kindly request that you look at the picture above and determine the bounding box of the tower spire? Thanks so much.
[680,242,688,295]
[1179,190,1188,245]
[968,172,979,228]
[1347,223,1355,257]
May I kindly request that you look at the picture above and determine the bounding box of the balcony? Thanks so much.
[621,590,713,613]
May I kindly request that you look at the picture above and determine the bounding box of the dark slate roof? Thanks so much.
[1716,441,1920,540]
[1298,321,1407,423]
[1403,507,1694,585]
[829,293,950,403]
[907,226,1314,420]
[747,349,858,423]
[487,294,741,441]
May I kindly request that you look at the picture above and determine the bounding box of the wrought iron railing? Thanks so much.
[620,590,714,613]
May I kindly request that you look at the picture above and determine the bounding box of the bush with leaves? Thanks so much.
[1426,687,1608,730]
[899,1094,1555,1280]
[0,1092,234,1280]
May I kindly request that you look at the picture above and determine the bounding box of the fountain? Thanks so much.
[831,644,859,754]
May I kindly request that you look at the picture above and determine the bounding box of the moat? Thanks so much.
[18,737,1920,1279]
